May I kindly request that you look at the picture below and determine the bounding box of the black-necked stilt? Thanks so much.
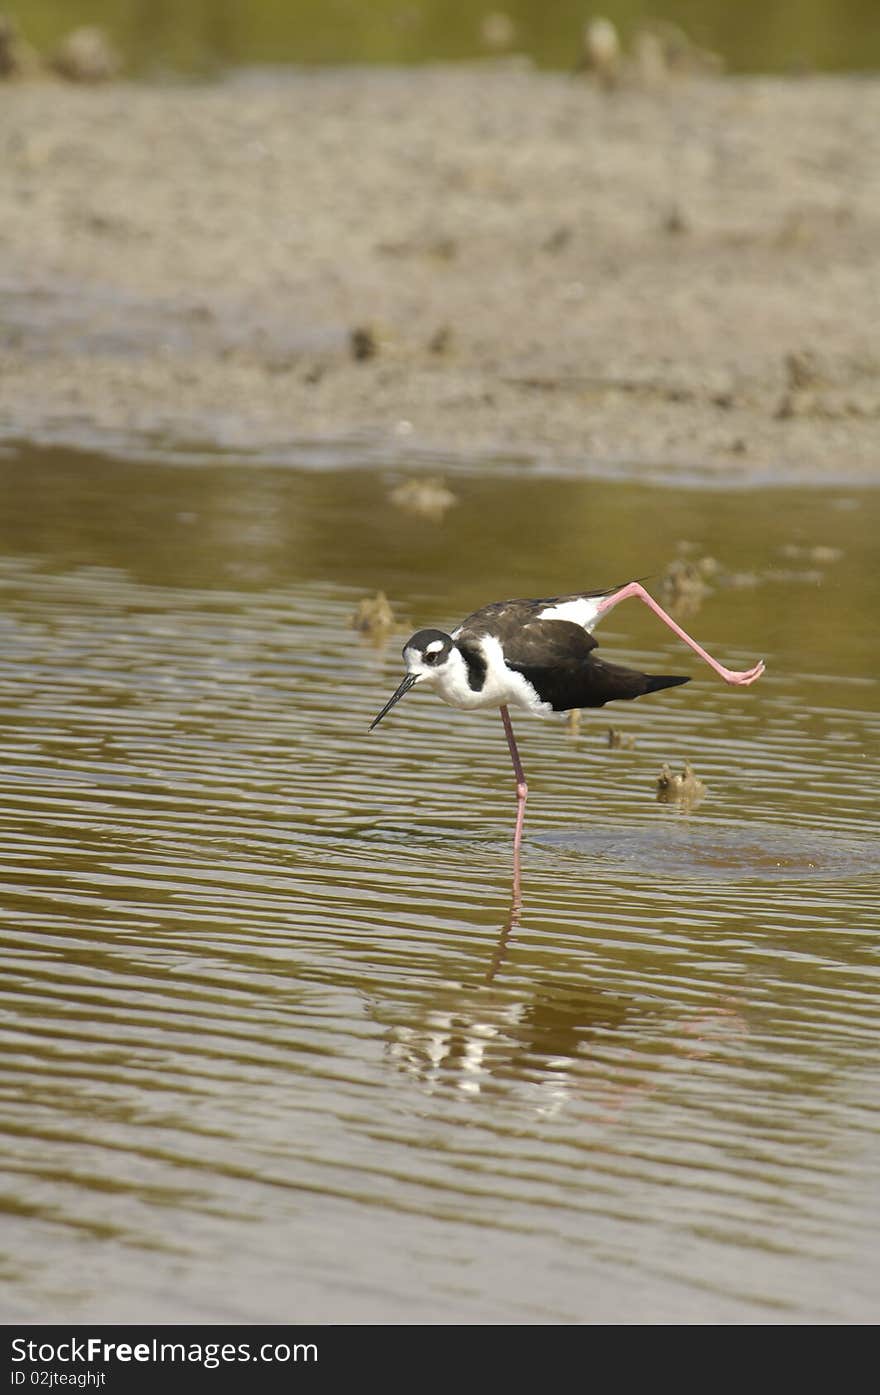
[370,580,765,854]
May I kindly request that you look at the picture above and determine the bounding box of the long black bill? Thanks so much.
[370,672,418,730]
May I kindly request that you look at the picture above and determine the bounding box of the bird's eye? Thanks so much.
[425,651,438,665]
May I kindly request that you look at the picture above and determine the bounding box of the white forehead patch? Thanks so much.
[425,639,444,654]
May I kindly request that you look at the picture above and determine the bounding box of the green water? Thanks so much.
[0,444,878,1322]
[22,0,880,76]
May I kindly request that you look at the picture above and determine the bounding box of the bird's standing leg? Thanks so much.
[597,582,765,686]
[484,865,523,986]
[499,704,528,860]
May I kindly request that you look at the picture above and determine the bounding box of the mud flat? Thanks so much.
[1,63,879,479]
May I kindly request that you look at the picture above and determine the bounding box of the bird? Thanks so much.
[370,580,765,855]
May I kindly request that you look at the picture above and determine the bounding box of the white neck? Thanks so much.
[426,638,551,715]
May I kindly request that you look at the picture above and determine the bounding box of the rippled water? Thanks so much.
[0,446,878,1323]
[24,0,880,75]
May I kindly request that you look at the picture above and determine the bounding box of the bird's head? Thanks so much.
[370,629,455,729]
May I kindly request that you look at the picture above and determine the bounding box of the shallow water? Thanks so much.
[0,446,878,1323]
[25,0,880,75]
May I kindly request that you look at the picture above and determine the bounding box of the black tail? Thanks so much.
[557,658,690,709]
[644,674,690,695]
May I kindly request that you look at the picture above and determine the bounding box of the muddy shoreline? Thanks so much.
[2,64,879,480]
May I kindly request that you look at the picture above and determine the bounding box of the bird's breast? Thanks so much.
[433,637,552,715]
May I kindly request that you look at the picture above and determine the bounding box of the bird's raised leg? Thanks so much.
[499,704,528,859]
[597,582,765,686]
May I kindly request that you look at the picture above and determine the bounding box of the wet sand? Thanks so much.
[1,64,879,478]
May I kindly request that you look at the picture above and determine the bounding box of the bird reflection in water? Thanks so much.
[381,857,747,1122]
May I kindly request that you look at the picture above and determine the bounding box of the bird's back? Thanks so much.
[454,593,688,714]
[455,589,612,644]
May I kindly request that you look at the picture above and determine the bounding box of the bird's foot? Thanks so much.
[719,659,765,686]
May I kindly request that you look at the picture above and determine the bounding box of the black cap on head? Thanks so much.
[370,629,454,731]
[403,628,453,659]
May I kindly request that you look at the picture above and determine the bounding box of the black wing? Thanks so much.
[457,591,613,638]
[500,619,688,712]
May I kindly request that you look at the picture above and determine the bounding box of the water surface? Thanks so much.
[24,0,880,76]
[0,447,878,1322]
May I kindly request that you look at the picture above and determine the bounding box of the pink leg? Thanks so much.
[500,704,528,856]
[484,859,523,985]
[597,582,765,686]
